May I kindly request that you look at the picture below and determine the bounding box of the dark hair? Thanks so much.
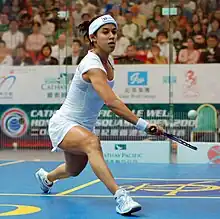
[72,39,82,47]
[78,14,111,47]
[41,43,52,56]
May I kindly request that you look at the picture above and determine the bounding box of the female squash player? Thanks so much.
[35,14,164,215]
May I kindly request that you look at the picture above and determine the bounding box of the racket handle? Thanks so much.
[148,125,157,134]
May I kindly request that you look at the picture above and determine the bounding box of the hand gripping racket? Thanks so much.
[148,126,197,151]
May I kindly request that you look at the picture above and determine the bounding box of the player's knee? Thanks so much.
[85,135,102,154]
[66,166,81,177]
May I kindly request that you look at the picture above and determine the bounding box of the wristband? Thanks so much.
[135,118,149,131]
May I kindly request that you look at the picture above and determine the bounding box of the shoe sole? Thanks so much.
[118,206,142,215]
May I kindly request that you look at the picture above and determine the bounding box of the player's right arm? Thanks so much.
[85,68,164,135]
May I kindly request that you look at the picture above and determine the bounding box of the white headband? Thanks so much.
[88,14,118,36]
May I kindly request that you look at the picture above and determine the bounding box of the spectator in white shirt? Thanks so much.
[51,34,72,64]
[142,18,159,40]
[122,11,140,43]
[2,19,24,50]
[0,40,13,66]
[112,28,130,57]
[73,1,83,27]
[156,31,177,63]
[39,12,55,43]
[26,22,47,52]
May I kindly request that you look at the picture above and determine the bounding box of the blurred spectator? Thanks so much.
[13,45,34,65]
[25,22,46,52]
[142,19,159,41]
[207,18,220,39]
[39,43,59,65]
[0,40,13,65]
[72,1,84,27]
[39,11,55,43]
[193,34,207,51]
[111,28,130,57]
[19,13,33,38]
[63,39,84,65]
[199,34,220,63]
[122,11,140,43]
[115,45,145,64]
[51,33,72,65]
[110,5,126,27]
[2,19,24,50]
[81,0,97,14]
[146,44,168,64]
[156,31,177,63]
[178,38,200,64]
[130,4,146,31]
[138,0,156,18]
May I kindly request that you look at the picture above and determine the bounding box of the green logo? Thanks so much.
[115,144,127,150]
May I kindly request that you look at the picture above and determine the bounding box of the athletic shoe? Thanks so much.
[35,168,53,193]
[114,188,141,215]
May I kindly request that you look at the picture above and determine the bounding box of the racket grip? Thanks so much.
[148,125,157,134]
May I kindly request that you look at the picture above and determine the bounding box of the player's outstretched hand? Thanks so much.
[147,123,164,136]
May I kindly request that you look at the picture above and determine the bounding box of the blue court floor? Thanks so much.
[0,161,220,218]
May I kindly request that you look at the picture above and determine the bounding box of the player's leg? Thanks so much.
[47,152,88,182]
[58,126,141,214]
[59,126,118,195]
[35,152,88,193]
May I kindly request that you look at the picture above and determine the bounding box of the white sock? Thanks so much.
[45,175,53,185]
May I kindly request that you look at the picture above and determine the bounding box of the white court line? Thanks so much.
[115,178,220,181]
[0,193,219,199]
[0,160,25,167]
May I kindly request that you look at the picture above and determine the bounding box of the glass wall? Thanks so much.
[0,0,220,150]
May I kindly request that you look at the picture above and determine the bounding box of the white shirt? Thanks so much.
[122,23,139,41]
[142,28,159,40]
[51,45,72,64]
[0,55,13,66]
[40,21,55,36]
[55,51,114,131]
[2,31,24,49]
[157,42,177,63]
[112,36,130,56]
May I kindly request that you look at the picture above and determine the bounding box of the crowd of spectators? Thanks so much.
[0,0,220,66]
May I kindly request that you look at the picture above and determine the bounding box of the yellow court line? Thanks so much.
[55,179,101,196]
[0,160,25,167]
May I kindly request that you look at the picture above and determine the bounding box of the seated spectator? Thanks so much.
[51,33,72,64]
[207,18,220,39]
[0,40,13,65]
[193,34,207,51]
[38,43,58,65]
[178,38,200,64]
[111,28,130,57]
[156,31,177,63]
[115,45,145,64]
[2,19,24,50]
[39,11,55,43]
[146,44,168,64]
[110,5,126,27]
[19,13,33,38]
[199,34,220,63]
[142,19,159,41]
[13,45,34,65]
[25,22,47,53]
[63,39,84,65]
[122,11,140,43]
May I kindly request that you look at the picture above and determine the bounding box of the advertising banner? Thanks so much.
[102,141,170,163]
[1,64,220,104]
[177,143,220,164]
[1,104,220,148]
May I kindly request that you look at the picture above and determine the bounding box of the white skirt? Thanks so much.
[48,114,94,152]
